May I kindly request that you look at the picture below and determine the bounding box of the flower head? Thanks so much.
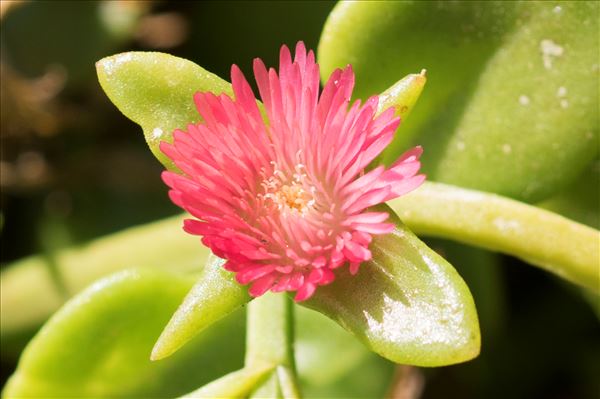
[161,42,425,301]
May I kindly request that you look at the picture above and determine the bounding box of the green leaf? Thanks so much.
[370,71,427,167]
[377,71,427,122]
[302,205,480,367]
[318,1,517,162]
[151,254,250,360]
[250,372,283,399]
[318,1,599,202]
[390,182,600,293]
[539,159,600,229]
[2,269,246,398]
[0,214,206,354]
[294,305,392,398]
[427,240,507,341]
[96,52,232,169]
[295,305,373,386]
[295,304,396,398]
[179,365,273,399]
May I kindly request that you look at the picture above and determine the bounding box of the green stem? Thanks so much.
[389,182,600,293]
[246,293,300,398]
[245,292,294,367]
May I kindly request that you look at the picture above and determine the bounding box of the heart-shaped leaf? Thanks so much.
[318,1,599,202]
[2,269,246,398]
[302,205,480,367]
[0,214,206,356]
[96,51,232,169]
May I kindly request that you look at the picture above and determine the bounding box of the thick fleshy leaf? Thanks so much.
[295,306,373,386]
[390,182,600,293]
[302,205,480,367]
[427,240,506,341]
[295,305,395,399]
[151,254,250,360]
[249,372,283,399]
[318,1,517,162]
[179,365,273,399]
[0,214,206,356]
[2,269,245,398]
[318,1,599,202]
[377,71,427,121]
[96,52,232,169]
[539,159,600,229]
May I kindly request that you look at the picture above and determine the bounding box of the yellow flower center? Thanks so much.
[260,162,316,215]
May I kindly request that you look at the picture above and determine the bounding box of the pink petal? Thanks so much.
[294,282,316,302]
[248,273,278,297]
[349,262,361,275]
[353,222,395,235]
[343,240,372,262]
[236,265,276,285]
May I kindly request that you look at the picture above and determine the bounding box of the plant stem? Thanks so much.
[246,292,294,368]
[389,182,600,293]
[384,365,425,399]
[246,293,300,398]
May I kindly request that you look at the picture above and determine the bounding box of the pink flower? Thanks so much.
[161,42,425,301]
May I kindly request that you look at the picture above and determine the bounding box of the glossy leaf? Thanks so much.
[302,205,480,367]
[0,214,206,355]
[370,71,427,167]
[2,269,245,398]
[428,2,599,202]
[96,51,232,169]
[318,1,599,202]
[377,70,427,121]
[318,1,517,162]
[427,239,506,340]
[390,182,600,293]
[151,254,250,360]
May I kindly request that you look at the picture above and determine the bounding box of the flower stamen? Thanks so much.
[262,162,316,215]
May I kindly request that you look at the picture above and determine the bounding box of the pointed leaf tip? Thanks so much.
[302,205,480,367]
[151,255,251,360]
[377,71,427,120]
[96,51,232,170]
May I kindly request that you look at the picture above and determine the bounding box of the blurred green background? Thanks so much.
[1,1,598,398]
